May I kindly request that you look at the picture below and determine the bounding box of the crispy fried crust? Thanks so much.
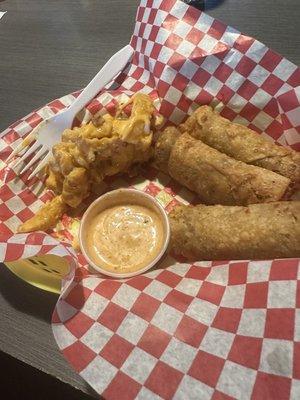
[170,201,300,260]
[180,105,300,184]
[62,167,90,208]
[18,195,67,233]
[168,133,290,205]
[153,127,181,173]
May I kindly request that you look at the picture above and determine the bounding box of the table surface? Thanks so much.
[0,0,299,397]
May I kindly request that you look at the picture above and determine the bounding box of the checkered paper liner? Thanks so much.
[1,0,300,398]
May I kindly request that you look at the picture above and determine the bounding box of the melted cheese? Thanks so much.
[18,93,161,233]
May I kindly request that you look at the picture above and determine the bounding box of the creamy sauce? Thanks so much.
[86,204,164,273]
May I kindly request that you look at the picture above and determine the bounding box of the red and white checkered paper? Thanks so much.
[1,0,300,398]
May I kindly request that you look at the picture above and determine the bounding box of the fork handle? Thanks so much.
[67,44,134,118]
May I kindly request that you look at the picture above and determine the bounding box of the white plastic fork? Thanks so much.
[5,44,134,180]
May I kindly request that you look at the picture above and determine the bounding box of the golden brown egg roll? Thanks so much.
[167,133,290,205]
[170,201,300,260]
[180,105,300,184]
[153,127,181,173]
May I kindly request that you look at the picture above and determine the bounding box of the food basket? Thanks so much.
[1,0,300,398]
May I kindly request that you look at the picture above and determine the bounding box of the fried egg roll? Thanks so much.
[180,106,300,184]
[154,127,181,173]
[167,133,290,205]
[170,201,300,260]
